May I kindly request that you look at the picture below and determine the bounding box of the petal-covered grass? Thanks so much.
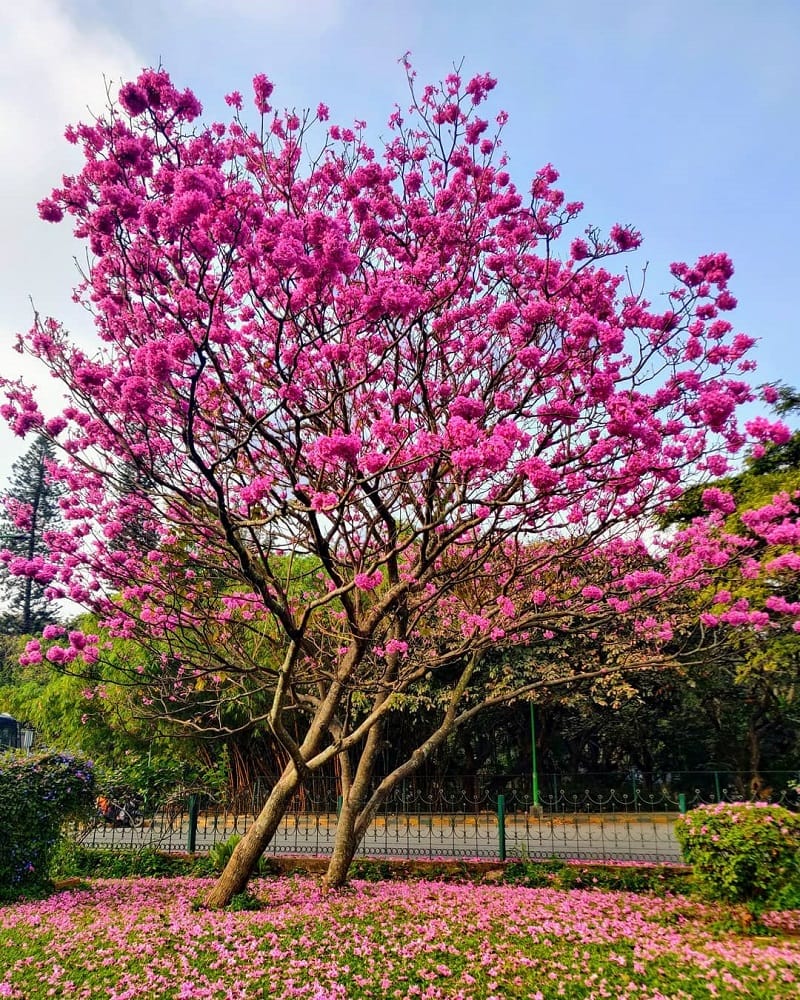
[0,878,798,999]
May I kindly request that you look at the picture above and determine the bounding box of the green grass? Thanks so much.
[0,876,798,998]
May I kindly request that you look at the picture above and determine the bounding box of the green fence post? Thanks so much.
[530,703,541,814]
[678,793,687,815]
[713,771,721,803]
[186,794,200,853]
[336,795,343,818]
[497,794,506,862]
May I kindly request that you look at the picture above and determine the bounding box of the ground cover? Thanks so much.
[0,877,797,999]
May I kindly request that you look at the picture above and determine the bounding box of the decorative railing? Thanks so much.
[67,770,799,863]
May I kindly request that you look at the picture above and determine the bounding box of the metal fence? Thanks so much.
[68,770,799,864]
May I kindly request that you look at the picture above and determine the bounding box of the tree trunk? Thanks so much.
[747,720,764,799]
[323,653,481,887]
[204,765,300,908]
[323,721,384,889]
[205,676,351,907]
[324,795,361,889]
[22,446,45,634]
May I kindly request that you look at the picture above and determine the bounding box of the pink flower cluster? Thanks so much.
[0,61,796,724]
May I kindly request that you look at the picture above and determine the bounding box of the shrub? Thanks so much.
[208,834,242,873]
[348,859,394,882]
[502,858,690,895]
[208,834,276,876]
[675,802,800,909]
[0,751,95,898]
[50,844,210,879]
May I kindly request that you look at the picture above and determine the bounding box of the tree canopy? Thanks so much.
[2,64,798,900]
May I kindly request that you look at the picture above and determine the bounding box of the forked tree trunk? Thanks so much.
[325,758,411,889]
[323,722,384,889]
[324,796,362,889]
[323,655,479,888]
[204,765,300,908]
[206,676,353,907]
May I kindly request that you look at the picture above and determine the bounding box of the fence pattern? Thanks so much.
[69,771,800,864]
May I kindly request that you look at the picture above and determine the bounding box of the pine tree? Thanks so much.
[0,436,62,635]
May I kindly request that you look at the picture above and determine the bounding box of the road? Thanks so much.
[72,810,684,863]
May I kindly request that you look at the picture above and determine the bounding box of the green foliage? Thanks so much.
[50,843,213,879]
[207,834,277,876]
[502,858,690,894]
[0,435,63,635]
[675,802,800,909]
[208,834,242,873]
[0,625,231,802]
[98,750,227,805]
[0,751,95,898]
[226,891,265,911]
[348,859,395,881]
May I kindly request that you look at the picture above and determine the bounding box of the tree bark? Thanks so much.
[323,795,361,889]
[323,721,384,889]
[747,720,764,798]
[205,675,354,907]
[204,764,300,908]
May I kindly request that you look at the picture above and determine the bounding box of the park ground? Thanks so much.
[0,876,798,999]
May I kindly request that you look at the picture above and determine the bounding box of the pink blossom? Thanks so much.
[310,492,339,511]
[119,82,149,116]
[745,416,791,445]
[496,595,516,617]
[37,198,64,223]
[609,223,642,250]
[252,73,274,114]
[448,396,486,421]
[311,431,361,466]
[701,488,736,514]
[354,570,383,591]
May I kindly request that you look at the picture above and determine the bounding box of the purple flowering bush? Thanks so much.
[676,802,800,909]
[0,751,95,898]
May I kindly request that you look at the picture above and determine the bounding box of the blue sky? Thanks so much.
[1,0,798,480]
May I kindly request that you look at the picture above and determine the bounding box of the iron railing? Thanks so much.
[67,770,799,864]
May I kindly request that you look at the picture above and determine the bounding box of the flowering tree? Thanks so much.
[660,395,800,785]
[2,64,798,903]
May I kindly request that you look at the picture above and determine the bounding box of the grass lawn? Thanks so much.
[0,877,798,999]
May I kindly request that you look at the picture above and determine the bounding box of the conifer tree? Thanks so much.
[0,436,61,635]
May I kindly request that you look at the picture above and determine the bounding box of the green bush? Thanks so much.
[348,859,395,882]
[502,858,689,894]
[0,751,95,898]
[208,834,277,876]
[675,802,800,909]
[208,834,243,873]
[51,844,212,879]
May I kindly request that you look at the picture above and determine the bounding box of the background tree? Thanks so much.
[3,65,798,903]
[660,385,800,788]
[0,435,62,635]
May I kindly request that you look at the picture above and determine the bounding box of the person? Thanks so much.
[97,794,115,822]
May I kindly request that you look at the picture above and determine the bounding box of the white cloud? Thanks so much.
[0,1,141,479]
